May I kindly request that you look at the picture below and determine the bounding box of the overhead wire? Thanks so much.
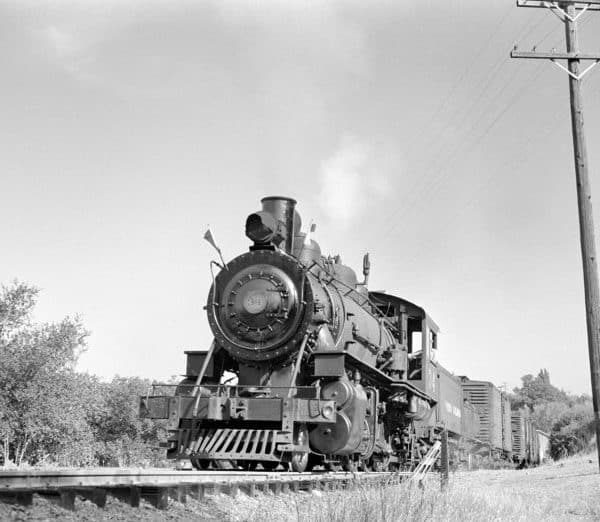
[383,58,547,237]
[532,21,563,49]
[402,3,517,157]
[399,21,577,264]
[380,8,557,236]
[383,55,541,237]
[398,105,568,271]
[534,8,595,50]
[382,62,546,239]
[462,107,567,214]
[422,13,559,170]
[415,9,546,162]
[415,56,517,180]
[391,10,600,268]
[382,9,593,239]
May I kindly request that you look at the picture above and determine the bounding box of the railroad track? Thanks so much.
[0,468,412,510]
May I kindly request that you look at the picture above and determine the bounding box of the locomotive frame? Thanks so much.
[140,196,543,472]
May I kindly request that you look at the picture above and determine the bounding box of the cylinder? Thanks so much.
[261,196,297,254]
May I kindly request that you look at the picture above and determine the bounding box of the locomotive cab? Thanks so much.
[370,292,440,400]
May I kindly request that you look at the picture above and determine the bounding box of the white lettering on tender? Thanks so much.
[444,401,462,418]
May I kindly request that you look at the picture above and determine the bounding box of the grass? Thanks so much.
[211,453,600,522]
[1,454,599,521]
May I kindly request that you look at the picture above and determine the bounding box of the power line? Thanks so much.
[381,10,565,235]
[397,106,567,271]
[403,3,517,155]
[387,8,598,259]
[381,62,523,236]
[383,62,547,238]
[512,0,600,470]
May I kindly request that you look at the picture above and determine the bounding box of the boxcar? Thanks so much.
[501,393,512,456]
[526,416,539,464]
[460,378,503,451]
[536,430,550,463]
[511,411,526,462]
[512,409,540,464]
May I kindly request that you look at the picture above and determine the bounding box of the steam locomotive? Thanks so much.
[140,196,542,471]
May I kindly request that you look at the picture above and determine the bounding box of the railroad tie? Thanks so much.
[140,487,169,510]
[109,486,141,507]
[269,481,282,494]
[0,491,33,507]
[34,489,76,511]
[243,483,258,497]
[74,487,107,508]
[168,485,187,504]
[224,483,239,497]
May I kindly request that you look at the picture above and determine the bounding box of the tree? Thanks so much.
[0,281,90,466]
[530,400,571,433]
[512,369,567,410]
[550,401,595,459]
[511,369,596,460]
[90,376,168,467]
[0,280,169,467]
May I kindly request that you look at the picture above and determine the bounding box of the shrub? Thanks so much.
[550,402,595,459]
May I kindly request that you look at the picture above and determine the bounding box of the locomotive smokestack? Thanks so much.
[246,196,298,254]
[261,197,297,254]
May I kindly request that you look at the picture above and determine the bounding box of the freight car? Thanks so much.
[512,410,541,466]
[140,196,540,472]
[459,378,513,461]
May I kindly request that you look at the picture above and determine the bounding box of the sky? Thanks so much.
[2,0,600,395]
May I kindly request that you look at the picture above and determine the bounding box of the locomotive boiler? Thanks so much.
[140,196,533,472]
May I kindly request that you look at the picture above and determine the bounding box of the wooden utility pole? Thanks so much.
[512,0,600,471]
[440,429,449,490]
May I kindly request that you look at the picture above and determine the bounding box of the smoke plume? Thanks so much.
[318,135,394,226]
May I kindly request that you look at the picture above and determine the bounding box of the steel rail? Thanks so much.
[0,468,414,510]
[0,468,409,491]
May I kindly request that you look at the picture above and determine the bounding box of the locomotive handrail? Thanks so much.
[148,383,320,399]
[148,375,434,404]
[149,374,433,403]
[343,351,436,404]
[305,259,392,326]
[287,332,310,398]
[191,340,217,416]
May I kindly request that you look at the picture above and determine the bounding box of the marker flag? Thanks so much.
[203,227,227,269]
[204,228,219,251]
